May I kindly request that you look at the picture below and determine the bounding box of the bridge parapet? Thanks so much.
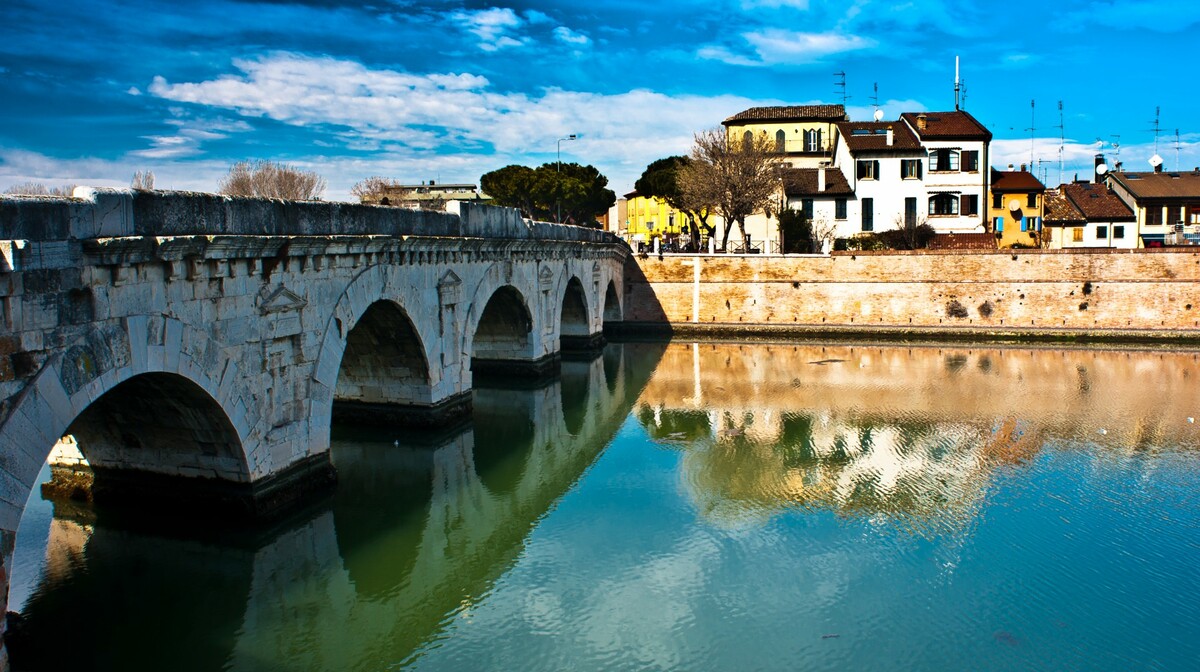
[0,189,621,244]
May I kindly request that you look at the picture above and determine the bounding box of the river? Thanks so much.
[8,341,1200,670]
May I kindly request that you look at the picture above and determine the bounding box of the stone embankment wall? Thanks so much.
[622,249,1200,340]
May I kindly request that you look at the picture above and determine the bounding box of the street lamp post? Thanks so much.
[557,134,577,223]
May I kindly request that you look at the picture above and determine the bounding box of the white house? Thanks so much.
[830,120,927,238]
[899,111,991,233]
[781,166,855,244]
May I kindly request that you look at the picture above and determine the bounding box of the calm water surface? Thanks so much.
[9,342,1200,670]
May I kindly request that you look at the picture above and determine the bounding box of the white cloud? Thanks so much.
[450,7,530,51]
[146,53,771,196]
[554,26,591,46]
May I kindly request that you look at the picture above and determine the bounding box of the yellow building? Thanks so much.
[622,192,688,251]
[989,167,1046,248]
[721,104,848,167]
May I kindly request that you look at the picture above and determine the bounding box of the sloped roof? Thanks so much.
[835,121,922,153]
[901,110,992,141]
[724,105,847,124]
[782,167,853,196]
[1062,182,1135,220]
[1109,170,1200,199]
[1042,189,1085,224]
[927,233,997,250]
[991,169,1046,192]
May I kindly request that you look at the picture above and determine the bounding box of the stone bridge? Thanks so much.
[0,188,629,540]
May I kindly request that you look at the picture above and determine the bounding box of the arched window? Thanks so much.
[928,193,960,216]
[743,130,753,148]
[775,129,786,152]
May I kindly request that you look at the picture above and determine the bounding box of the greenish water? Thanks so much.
[10,342,1200,670]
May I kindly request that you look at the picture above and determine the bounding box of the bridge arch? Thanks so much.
[466,284,541,380]
[559,276,598,354]
[603,280,622,323]
[0,317,257,532]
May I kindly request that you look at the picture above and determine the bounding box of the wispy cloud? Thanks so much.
[699,29,874,66]
[554,26,591,46]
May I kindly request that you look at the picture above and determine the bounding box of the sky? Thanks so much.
[3,0,1200,202]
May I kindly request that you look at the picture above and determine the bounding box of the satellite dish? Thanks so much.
[873,109,884,121]
[1096,163,1109,175]
[1149,154,1164,167]
[1009,199,1022,212]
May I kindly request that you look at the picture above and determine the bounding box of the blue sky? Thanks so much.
[3,0,1199,201]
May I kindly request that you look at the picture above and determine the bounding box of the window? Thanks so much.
[1145,206,1162,227]
[901,159,922,179]
[1167,206,1182,226]
[1114,225,1125,239]
[835,198,847,220]
[1072,228,1084,242]
[775,129,786,153]
[961,150,979,172]
[928,148,959,172]
[995,216,1004,232]
[928,193,959,216]
[857,160,880,180]
[802,199,814,220]
[992,193,1002,209]
[1097,225,1108,239]
[804,129,822,152]
[961,195,979,216]
[905,197,917,227]
[862,197,874,231]
[1190,206,1200,225]
[1027,193,1038,208]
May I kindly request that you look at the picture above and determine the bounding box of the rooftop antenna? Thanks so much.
[1054,101,1065,187]
[833,71,849,107]
[1175,128,1182,171]
[954,56,961,110]
[960,78,968,109]
[870,82,880,115]
[1025,99,1036,167]
[1111,135,1121,169]
[1149,106,1162,156]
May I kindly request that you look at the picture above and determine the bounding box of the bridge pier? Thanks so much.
[332,391,473,430]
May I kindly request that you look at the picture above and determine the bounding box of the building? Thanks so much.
[620,192,689,251]
[781,167,854,247]
[722,104,848,168]
[831,120,926,238]
[360,181,491,209]
[989,167,1045,248]
[1106,169,1200,247]
[899,111,991,233]
[1060,182,1136,248]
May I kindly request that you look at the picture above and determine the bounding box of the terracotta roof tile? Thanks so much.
[1062,182,1135,220]
[835,121,922,153]
[782,167,853,196]
[927,233,997,250]
[724,105,847,124]
[991,169,1046,192]
[900,110,992,140]
[1043,189,1084,224]
[1109,170,1200,200]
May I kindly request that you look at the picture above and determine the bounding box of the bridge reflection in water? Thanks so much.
[8,342,665,671]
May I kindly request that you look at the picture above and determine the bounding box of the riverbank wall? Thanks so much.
[619,248,1200,343]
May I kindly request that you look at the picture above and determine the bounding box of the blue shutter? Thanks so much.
[997,217,1004,232]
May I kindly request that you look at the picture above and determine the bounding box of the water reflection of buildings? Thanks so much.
[12,343,666,671]
[638,342,1200,532]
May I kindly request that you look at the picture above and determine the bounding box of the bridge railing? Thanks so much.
[0,189,623,246]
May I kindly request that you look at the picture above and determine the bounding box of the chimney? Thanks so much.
[916,114,927,132]
[1020,164,1027,172]
[1155,163,1164,173]
[818,167,827,192]
[1094,154,1106,183]
[886,126,894,146]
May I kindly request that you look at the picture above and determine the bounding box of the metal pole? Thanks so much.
[556,134,576,223]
